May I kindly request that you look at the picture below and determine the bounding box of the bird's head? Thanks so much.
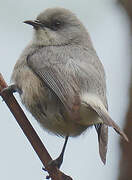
[24,8,90,47]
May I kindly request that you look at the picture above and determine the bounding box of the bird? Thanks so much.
[9,7,128,168]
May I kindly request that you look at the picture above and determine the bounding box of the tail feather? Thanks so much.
[81,94,128,142]
[92,104,128,142]
[95,124,108,164]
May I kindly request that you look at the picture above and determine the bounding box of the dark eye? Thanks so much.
[54,21,61,26]
[51,20,62,30]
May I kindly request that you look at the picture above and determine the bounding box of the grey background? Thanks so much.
[0,0,131,179]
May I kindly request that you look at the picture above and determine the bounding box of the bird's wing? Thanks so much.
[26,51,80,116]
[27,49,128,145]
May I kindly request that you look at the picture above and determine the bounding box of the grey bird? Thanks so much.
[10,7,128,168]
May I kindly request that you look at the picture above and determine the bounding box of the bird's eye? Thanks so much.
[54,21,61,26]
[51,20,62,30]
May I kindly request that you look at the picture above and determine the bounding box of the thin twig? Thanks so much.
[0,73,73,180]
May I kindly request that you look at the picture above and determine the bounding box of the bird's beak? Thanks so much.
[23,20,43,29]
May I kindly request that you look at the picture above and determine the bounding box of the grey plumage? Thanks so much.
[11,7,128,165]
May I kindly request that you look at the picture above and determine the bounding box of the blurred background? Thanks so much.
[0,0,131,179]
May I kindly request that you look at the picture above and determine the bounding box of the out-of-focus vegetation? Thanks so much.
[118,0,132,180]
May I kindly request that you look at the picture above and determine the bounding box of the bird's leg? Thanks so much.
[43,135,69,174]
[51,135,69,169]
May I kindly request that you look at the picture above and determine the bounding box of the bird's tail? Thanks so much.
[81,93,128,164]
[81,93,128,141]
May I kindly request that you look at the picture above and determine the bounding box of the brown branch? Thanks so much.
[0,73,73,180]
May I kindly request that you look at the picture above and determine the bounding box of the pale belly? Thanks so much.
[21,81,101,137]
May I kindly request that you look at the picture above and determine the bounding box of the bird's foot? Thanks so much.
[0,85,18,100]
[42,136,68,179]
[42,155,63,179]
[0,84,20,95]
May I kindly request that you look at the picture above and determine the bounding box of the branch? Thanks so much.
[0,73,73,180]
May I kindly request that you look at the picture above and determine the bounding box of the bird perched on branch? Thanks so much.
[10,7,128,168]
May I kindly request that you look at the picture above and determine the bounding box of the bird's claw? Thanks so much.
[42,157,63,179]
